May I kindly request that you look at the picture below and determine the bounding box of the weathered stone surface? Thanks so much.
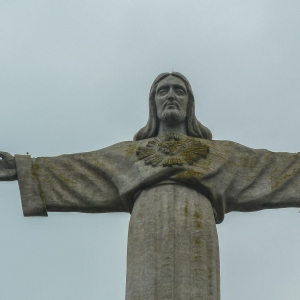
[126,183,219,300]
[2,72,300,299]
[11,133,300,299]
[13,136,300,223]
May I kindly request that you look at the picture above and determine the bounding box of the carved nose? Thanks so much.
[167,91,175,100]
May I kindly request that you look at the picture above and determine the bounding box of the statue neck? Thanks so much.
[157,121,188,136]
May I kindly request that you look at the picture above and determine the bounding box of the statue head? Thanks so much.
[134,72,212,140]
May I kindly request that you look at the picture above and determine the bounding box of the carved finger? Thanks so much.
[0,151,13,160]
[0,169,17,181]
[0,156,16,170]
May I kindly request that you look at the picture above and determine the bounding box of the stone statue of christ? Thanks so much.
[1,72,300,300]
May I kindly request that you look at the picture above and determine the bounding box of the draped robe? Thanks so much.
[15,135,300,300]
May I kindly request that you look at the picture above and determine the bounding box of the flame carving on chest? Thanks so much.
[136,133,209,167]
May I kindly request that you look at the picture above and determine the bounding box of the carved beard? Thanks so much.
[161,109,185,123]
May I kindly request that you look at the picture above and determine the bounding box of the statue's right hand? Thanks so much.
[0,152,17,181]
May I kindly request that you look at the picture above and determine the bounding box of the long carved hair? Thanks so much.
[134,72,212,141]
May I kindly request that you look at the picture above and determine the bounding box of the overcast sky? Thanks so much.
[1,0,300,299]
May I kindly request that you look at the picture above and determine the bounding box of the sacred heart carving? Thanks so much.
[136,133,209,167]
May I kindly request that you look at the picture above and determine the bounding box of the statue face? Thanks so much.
[155,76,189,124]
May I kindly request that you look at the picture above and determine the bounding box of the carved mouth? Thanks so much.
[163,102,179,109]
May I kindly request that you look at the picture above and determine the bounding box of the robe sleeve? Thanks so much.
[18,136,300,221]
[15,144,131,217]
[173,139,300,223]
[120,136,300,222]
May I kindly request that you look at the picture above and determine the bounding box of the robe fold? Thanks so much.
[126,183,220,300]
[14,136,300,299]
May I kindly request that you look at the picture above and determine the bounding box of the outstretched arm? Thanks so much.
[14,143,136,217]
[223,147,300,214]
[0,152,17,181]
[172,139,300,222]
[201,141,300,215]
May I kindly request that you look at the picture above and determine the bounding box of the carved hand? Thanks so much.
[0,152,17,181]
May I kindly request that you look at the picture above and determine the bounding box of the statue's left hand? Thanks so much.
[0,152,17,181]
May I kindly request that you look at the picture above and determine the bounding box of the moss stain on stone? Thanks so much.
[193,210,201,231]
[184,203,188,217]
[30,161,46,205]
[193,159,212,169]
[272,173,292,189]
[175,168,205,180]
[126,144,137,156]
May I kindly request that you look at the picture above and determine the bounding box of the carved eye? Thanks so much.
[175,89,185,95]
[159,89,167,96]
